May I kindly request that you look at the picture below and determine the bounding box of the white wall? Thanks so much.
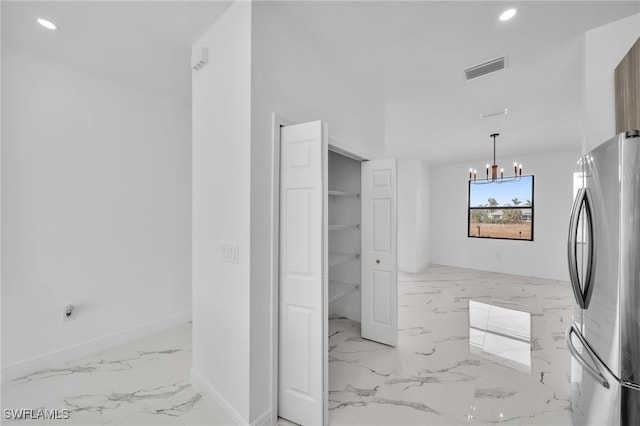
[398,159,418,272]
[416,161,431,271]
[249,2,385,422]
[191,3,384,421]
[250,2,385,162]
[2,45,192,377]
[430,149,579,281]
[398,158,431,273]
[190,1,252,423]
[584,13,640,152]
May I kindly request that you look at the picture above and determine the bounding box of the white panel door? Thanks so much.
[279,120,326,425]
[361,159,398,346]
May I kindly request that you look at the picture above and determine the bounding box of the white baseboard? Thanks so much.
[416,260,431,273]
[190,367,248,425]
[398,264,413,274]
[2,311,192,383]
[399,260,432,275]
[329,304,360,323]
[251,409,272,426]
[190,368,272,426]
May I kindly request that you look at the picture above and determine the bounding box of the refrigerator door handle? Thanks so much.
[566,324,609,389]
[567,188,583,305]
[567,187,597,309]
[582,187,596,308]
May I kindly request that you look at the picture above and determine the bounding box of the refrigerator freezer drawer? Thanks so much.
[568,324,621,425]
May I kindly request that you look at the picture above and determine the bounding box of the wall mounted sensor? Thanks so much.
[63,304,75,322]
[192,47,208,71]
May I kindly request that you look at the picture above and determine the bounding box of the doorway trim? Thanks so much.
[269,114,373,425]
[327,138,369,162]
[270,113,291,426]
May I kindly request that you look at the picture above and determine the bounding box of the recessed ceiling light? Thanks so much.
[37,18,57,30]
[499,9,517,21]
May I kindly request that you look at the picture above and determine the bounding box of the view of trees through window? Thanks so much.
[468,176,534,240]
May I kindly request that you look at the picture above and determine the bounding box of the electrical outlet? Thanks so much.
[221,244,239,264]
[63,304,75,322]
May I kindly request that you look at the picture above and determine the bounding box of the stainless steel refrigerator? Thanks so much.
[566,130,640,425]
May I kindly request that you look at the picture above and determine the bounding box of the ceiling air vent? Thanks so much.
[465,56,507,81]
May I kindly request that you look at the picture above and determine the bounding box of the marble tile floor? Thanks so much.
[327,264,574,426]
[2,264,574,425]
[1,323,234,425]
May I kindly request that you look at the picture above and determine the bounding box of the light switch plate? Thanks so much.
[221,243,239,264]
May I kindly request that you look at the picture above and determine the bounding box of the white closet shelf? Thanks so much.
[328,252,359,267]
[328,224,360,231]
[328,190,360,197]
[329,280,358,303]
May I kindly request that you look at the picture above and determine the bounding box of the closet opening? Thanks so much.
[327,150,362,322]
[272,116,397,426]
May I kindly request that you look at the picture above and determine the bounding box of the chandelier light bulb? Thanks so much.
[468,134,525,184]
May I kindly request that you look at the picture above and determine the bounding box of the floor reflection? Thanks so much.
[468,300,532,374]
[327,265,572,424]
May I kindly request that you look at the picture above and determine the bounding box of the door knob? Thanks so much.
[376,259,380,264]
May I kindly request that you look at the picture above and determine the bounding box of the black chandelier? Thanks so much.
[469,133,522,184]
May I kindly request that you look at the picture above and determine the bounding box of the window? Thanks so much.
[468,176,534,241]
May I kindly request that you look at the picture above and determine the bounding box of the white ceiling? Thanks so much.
[2,1,639,163]
[273,1,640,164]
[2,1,233,106]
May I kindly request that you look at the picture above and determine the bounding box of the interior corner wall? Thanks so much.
[398,159,418,272]
[585,13,640,152]
[2,44,192,375]
[429,149,580,281]
[191,1,252,422]
[248,2,385,421]
[398,159,431,274]
[416,160,431,271]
